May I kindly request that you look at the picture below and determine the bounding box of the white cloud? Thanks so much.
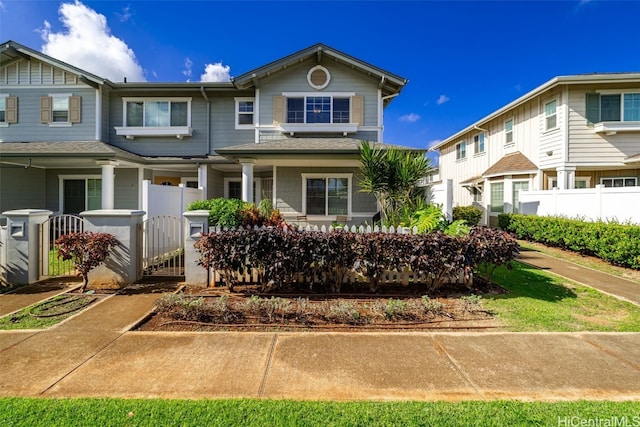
[40,0,145,82]
[436,95,450,105]
[399,113,421,123]
[200,62,231,82]
[183,57,193,81]
[116,5,132,22]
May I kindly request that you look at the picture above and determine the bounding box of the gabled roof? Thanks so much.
[482,152,537,178]
[232,43,408,99]
[0,40,107,87]
[431,72,640,151]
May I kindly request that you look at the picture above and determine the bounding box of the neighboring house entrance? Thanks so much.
[139,215,184,279]
[153,176,181,186]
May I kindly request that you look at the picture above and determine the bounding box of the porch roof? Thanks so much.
[0,141,228,168]
[482,152,538,178]
[623,153,640,164]
[215,138,421,157]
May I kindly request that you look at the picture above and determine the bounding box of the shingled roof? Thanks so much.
[483,152,537,177]
[215,138,422,156]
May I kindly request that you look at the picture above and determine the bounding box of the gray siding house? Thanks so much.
[0,41,410,226]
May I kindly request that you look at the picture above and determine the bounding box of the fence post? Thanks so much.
[81,209,145,287]
[183,210,210,287]
[2,209,52,285]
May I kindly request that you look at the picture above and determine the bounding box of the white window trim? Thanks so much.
[115,97,193,140]
[307,65,331,90]
[455,141,467,161]
[600,177,638,187]
[58,174,102,215]
[473,132,485,155]
[504,118,514,146]
[0,93,8,127]
[489,180,505,216]
[511,180,530,214]
[591,92,640,134]
[48,93,73,127]
[235,97,255,130]
[279,92,358,134]
[544,99,559,132]
[301,173,352,219]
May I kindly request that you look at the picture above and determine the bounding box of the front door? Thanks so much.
[63,180,85,214]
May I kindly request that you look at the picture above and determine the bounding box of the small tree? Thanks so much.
[56,232,119,292]
[358,141,432,226]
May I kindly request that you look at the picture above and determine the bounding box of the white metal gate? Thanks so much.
[39,214,85,279]
[140,215,184,278]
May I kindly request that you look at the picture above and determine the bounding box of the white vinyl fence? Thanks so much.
[0,225,7,285]
[141,180,204,219]
[426,179,453,221]
[519,185,640,224]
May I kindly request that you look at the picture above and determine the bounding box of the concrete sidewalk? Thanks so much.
[1,288,639,401]
[518,249,640,306]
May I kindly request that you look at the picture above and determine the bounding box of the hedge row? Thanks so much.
[499,214,640,269]
[194,226,519,294]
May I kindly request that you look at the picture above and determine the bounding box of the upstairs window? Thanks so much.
[41,94,81,125]
[586,92,640,124]
[0,95,18,125]
[545,100,557,130]
[504,119,514,144]
[456,141,467,160]
[235,98,255,129]
[125,99,189,127]
[285,96,351,124]
[473,133,485,153]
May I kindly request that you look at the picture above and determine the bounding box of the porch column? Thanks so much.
[556,166,576,190]
[198,163,208,195]
[97,160,119,210]
[239,158,255,203]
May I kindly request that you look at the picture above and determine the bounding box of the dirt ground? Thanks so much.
[138,278,506,333]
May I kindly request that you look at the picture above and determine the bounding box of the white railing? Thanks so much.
[0,225,6,286]
[519,185,640,224]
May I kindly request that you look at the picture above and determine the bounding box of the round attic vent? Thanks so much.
[307,65,330,90]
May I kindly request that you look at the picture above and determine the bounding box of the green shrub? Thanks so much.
[453,205,483,226]
[187,198,246,227]
[502,214,640,269]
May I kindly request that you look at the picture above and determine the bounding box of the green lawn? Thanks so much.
[483,261,640,332]
[0,398,638,427]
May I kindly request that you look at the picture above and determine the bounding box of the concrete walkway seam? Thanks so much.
[258,333,279,397]
[429,335,484,399]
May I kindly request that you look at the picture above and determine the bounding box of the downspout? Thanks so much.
[200,86,211,155]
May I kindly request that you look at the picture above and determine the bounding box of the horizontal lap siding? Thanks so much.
[258,59,381,132]
[0,168,46,213]
[211,95,253,151]
[568,85,640,164]
[0,87,96,142]
[108,95,210,156]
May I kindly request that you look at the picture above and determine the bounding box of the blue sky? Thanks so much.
[1,0,639,160]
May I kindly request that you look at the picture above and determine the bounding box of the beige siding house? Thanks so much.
[432,73,640,225]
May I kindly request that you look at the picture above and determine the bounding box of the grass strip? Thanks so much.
[0,398,638,427]
[483,261,640,332]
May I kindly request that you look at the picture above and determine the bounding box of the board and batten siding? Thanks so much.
[567,84,640,164]
[1,58,86,86]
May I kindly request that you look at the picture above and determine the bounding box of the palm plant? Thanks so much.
[358,141,432,226]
